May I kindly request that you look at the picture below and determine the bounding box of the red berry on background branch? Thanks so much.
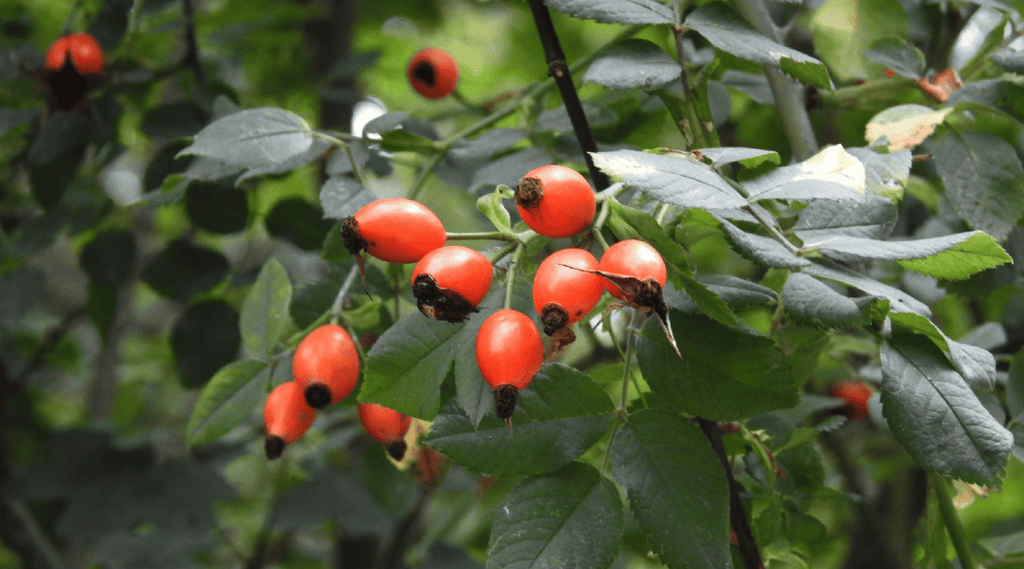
[42,32,105,110]
[407,47,459,100]
[476,309,544,428]
[533,248,603,357]
[412,245,493,322]
[829,381,874,421]
[264,381,316,459]
[358,403,413,461]
[514,164,596,239]
[293,324,360,409]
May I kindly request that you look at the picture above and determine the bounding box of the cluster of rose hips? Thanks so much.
[263,323,412,461]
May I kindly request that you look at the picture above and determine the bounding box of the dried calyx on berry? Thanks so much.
[411,245,493,323]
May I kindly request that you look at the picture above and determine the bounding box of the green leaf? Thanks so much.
[0,265,45,327]
[611,409,731,569]
[847,147,911,197]
[1008,349,1024,420]
[592,149,746,209]
[687,3,831,88]
[950,79,1024,125]
[991,49,1024,73]
[783,272,884,329]
[320,176,376,220]
[672,275,739,327]
[543,0,675,24]
[863,37,925,78]
[637,311,799,420]
[476,185,515,237]
[178,107,314,169]
[889,312,997,389]
[583,39,681,90]
[804,259,931,316]
[694,273,777,308]
[141,239,229,300]
[265,197,332,251]
[184,183,249,234]
[801,231,1011,280]
[379,129,439,153]
[808,0,908,82]
[359,312,462,419]
[186,359,269,445]
[424,364,615,477]
[237,138,332,184]
[744,145,866,201]
[605,200,689,271]
[240,258,292,360]
[698,147,780,169]
[933,129,1024,241]
[793,194,898,241]
[717,215,810,269]
[880,335,1013,487]
[171,300,242,389]
[487,462,623,569]
[80,230,136,286]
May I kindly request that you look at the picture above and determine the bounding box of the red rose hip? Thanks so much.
[598,239,667,301]
[476,309,544,423]
[533,248,603,335]
[358,403,413,460]
[293,324,360,408]
[412,245,493,322]
[407,48,459,100]
[264,381,317,459]
[515,165,596,239]
[342,198,446,264]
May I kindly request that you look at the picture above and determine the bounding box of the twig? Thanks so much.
[379,490,432,569]
[526,0,611,190]
[13,309,84,385]
[3,499,69,569]
[932,473,977,569]
[697,417,764,569]
[732,0,818,161]
[182,0,207,85]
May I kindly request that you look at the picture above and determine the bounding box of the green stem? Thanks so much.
[488,241,518,265]
[732,0,818,161]
[445,231,515,241]
[618,308,645,411]
[312,131,366,185]
[932,473,977,569]
[503,243,525,309]
[407,151,447,201]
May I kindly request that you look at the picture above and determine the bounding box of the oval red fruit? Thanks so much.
[412,246,493,322]
[598,239,667,300]
[44,33,105,75]
[533,248,603,334]
[476,309,544,421]
[515,165,596,239]
[343,198,446,263]
[293,324,360,408]
[407,48,459,100]
[829,381,873,421]
[264,381,316,459]
[358,403,413,460]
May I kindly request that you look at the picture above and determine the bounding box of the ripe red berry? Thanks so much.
[533,248,603,335]
[358,403,413,461]
[598,239,667,301]
[264,381,316,459]
[342,198,446,264]
[515,165,596,239]
[407,48,459,100]
[412,245,493,322]
[883,69,896,77]
[293,324,360,409]
[476,309,544,422]
[44,33,105,75]
[829,381,873,421]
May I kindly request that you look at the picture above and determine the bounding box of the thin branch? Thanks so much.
[696,417,764,569]
[182,0,207,85]
[3,499,69,569]
[13,309,84,385]
[526,0,611,190]
[732,0,818,161]
[932,473,977,569]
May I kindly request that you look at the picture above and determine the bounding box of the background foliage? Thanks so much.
[3,0,1024,568]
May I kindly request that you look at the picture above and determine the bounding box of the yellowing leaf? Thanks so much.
[866,104,952,151]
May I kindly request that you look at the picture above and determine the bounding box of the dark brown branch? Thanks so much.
[182,0,207,85]
[697,417,764,569]
[526,0,611,191]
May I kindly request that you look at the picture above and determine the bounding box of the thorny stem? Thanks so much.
[932,473,978,569]
[329,264,361,321]
[697,418,765,569]
[527,0,611,190]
